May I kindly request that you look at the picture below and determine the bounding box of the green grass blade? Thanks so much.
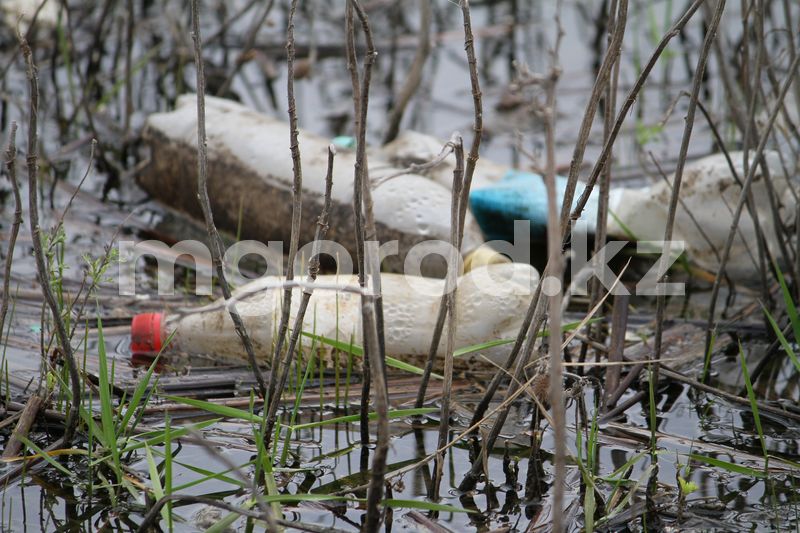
[300,332,438,378]
[383,499,472,513]
[289,407,436,432]
[145,444,171,525]
[15,435,73,477]
[774,261,800,343]
[738,341,768,461]
[118,332,175,433]
[165,396,436,431]
[163,396,262,424]
[761,303,800,374]
[689,453,766,478]
[452,318,602,358]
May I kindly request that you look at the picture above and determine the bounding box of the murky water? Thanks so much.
[1,0,800,531]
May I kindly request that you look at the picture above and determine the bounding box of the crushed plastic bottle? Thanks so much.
[130,263,539,365]
[141,95,485,277]
[469,151,795,281]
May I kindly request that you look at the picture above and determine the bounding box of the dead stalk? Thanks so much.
[344,0,372,446]
[263,147,336,446]
[431,135,464,500]
[344,2,389,529]
[268,0,304,408]
[569,0,705,227]
[190,0,267,398]
[542,16,566,530]
[705,52,800,361]
[382,0,431,145]
[18,32,81,445]
[460,5,566,497]
[415,0,483,407]
[652,0,726,413]
[586,0,626,363]
[413,134,464,412]
[559,0,628,234]
[0,123,20,340]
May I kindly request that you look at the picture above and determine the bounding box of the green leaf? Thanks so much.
[96,316,121,472]
[145,444,171,525]
[678,476,698,496]
[738,341,768,461]
[118,333,174,433]
[15,435,73,478]
[689,453,766,478]
[164,395,436,431]
[290,407,436,432]
[774,262,800,344]
[300,332,439,378]
[761,303,800,375]
[383,499,472,513]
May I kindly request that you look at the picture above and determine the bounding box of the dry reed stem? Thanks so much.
[268,0,305,406]
[0,123,20,341]
[344,2,390,529]
[541,13,566,528]
[586,0,626,364]
[18,31,81,445]
[263,147,336,446]
[705,52,800,364]
[190,0,267,398]
[431,135,464,500]
[652,0,726,403]
[415,0,483,409]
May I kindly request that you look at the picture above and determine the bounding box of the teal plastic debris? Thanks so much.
[469,169,601,241]
[467,152,796,284]
[331,135,356,150]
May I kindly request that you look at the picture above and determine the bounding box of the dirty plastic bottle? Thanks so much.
[141,95,485,277]
[468,151,794,281]
[130,263,539,365]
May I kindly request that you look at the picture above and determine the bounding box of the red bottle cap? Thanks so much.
[130,313,165,356]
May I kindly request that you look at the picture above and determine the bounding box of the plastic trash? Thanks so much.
[3,0,58,28]
[141,95,485,277]
[380,130,508,191]
[469,152,795,281]
[130,263,539,365]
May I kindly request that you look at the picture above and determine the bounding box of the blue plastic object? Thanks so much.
[469,169,599,242]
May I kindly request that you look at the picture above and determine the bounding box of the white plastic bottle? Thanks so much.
[130,263,539,365]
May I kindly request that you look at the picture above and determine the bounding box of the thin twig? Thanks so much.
[263,146,336,446]
[18,31,81,445]
[704,52,800,365]
[346,3,389,530]
[569,0,705,230]
[541,13,566,527]
[344,0,371,448]
[652,0,726,454]
[267,0,304,409]
[190,0,267,398]
[382,0,431,144]
[431,135,464,500]
[0,123,21,340]
[216,0,276,97]
[413,132,464,411]
[586,0,626,364]
[415,0,483,408]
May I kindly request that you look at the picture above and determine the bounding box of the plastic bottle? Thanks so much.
[468,151,795,281]
[141,95,485,277]
[130,263,539,365]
